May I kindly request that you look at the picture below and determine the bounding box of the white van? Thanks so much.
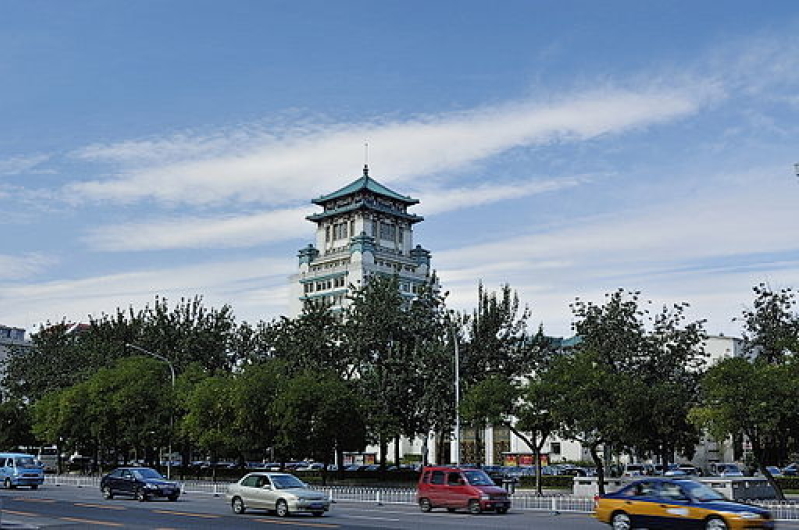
[0,453,45,489]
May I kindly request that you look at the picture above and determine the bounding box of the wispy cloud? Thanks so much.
[82,176,592,251]
[0,257,293,328]
[0,154,50,176]
[0,253,56,280]
[418,176,591,215]
[83,206,314,251]
[64,85,709,207]
[437,165,799,334]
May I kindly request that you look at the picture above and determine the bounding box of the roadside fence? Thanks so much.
[42,476,799,521]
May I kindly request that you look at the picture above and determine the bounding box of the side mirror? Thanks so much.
[262,484,272,490]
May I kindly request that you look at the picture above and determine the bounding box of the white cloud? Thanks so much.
[0,257,293,329]
[435,166,799,335]
[65,86,708,207]
[83,206,315,251]
[0,154,50,176]
[418,176,591,215]
[0,253,56,280]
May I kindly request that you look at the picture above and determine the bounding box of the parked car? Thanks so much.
[595,478,774,529]
[100,467,180,502]
[782,463,799,476]
[226,472,330,517]
[416,466,510,515]
[0,453,45,490]
[710,463,745,477]
[622,463,653,477]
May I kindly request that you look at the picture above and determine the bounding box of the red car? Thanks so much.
[416,466,510,514]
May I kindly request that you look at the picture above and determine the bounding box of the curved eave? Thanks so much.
[312,176,419,205]
[306,202,424,224]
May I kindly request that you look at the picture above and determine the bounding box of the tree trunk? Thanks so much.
[751,435,786,500]
[394,434,401,468]
[379,435,388,469]
[506,424,549,495]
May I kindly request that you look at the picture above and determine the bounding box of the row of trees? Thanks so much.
[1,279,797,494]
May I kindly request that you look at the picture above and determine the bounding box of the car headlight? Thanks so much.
[144,483,159,489]
[480,493,490,500]
[736,512,760,519]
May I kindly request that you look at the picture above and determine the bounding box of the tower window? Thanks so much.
[380,222,396,240]
[333,222,348,240]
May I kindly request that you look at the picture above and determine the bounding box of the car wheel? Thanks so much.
[446,507,456,512]
[705,516,729,530]
[231,497,245,514]
[611,511,632,530]
[4,478,15,490]
[102,486,114,499]
[168,494,179,502]
[30,485,38,490]
[468,499,482,515]
[496,507,508,514]
[136,489,148,502]
[419,498,432,512]
[311,511,324,517]
[276,499,289,517]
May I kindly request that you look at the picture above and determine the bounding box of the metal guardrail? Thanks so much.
[41,476,799,521]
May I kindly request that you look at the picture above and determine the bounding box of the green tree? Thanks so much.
[271,370,367,484]
[2,322,87,401]
[460,373,558,494]
[182,373,239,480]
[458,283,534,465]
[691,357,797,500]
[739,284,799,364]
[551,289,705,494]
[344,275,416,469]
[0,399,35,450]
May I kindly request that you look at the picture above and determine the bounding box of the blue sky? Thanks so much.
[1,0,798,337]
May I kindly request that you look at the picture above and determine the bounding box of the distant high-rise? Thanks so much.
[289,165,435,315]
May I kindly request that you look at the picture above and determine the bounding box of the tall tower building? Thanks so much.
[289,165,435,316]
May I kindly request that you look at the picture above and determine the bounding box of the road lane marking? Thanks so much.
[342,515,401,522]
[152,509,221,519]
[74,502,126,510]
[14,497,56,503]
[253,518,339,528]
[60,517,124,527]
[2,509,38,517]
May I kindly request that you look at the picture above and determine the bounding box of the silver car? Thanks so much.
[226,472,330,517]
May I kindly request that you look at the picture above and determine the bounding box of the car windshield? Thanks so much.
[132,468,164,480]
[463,470,494,486]
[272,475,306,489]
[15,457,37,468]
[682,481,725,502]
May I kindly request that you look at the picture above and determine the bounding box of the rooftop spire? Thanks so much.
[363,141,369,178]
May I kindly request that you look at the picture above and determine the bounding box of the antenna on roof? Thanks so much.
[363,142,369,177]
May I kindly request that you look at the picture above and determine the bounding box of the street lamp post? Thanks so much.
[448,316,461,467]
[126,343,176,480]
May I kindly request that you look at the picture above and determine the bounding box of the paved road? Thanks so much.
[2,485,798,529]
[0,485,600,530]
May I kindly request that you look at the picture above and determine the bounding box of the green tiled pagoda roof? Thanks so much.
[312,166,419,205]
[306,200,423,223]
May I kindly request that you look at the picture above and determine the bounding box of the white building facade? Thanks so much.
[289,165,435,316]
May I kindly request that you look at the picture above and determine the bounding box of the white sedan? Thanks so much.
[226,472,330,517]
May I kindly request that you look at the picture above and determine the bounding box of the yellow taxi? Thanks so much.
[594,478,774,529]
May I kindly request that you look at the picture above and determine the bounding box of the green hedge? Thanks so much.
[775,476,799,491]
[518,475,573,490]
